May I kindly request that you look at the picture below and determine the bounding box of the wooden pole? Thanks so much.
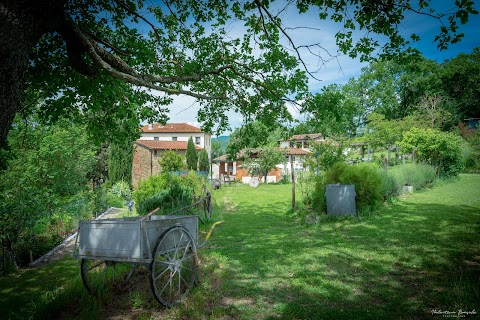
[291,155,295,211]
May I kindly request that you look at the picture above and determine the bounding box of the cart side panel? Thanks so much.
[143,216,198,258]
[79,220,141,260]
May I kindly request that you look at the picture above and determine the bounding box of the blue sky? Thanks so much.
[160,1,480,135]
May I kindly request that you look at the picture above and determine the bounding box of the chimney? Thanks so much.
[148,124,153,130]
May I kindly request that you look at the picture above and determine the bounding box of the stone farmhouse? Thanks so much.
[132,123,211,187]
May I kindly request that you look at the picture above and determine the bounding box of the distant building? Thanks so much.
[139,123,211,152]
[278,133,325,149]
[132,123,210,186]
[211,133,326,184]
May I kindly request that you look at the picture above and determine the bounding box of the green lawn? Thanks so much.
[198,175,480,319]
[1,175,479,319]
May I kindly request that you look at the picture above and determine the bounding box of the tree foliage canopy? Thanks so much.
[159,149,185,172]
[243,146,286,183]
[1,0,477,151]
[300,48,480,139]
[398,127,464,176]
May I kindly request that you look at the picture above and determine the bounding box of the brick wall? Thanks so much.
[132,144,152,187]
[132,144,187,187]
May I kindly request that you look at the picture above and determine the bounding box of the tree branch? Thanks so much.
[112,0,164,41]
[79,32,225,100]
[254,1,322,82]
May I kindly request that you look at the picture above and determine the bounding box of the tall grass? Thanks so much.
[388,163,437,190]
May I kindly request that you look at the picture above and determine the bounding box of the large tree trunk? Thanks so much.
[0,1,65,150]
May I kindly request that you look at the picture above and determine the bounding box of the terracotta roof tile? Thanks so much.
[288,133,323,141]
[213,154,229,162]
[135,140,203,150]
[141,123,203,133]
[283,148,310,155]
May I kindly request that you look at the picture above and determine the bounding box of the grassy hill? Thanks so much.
[212,135,229,153]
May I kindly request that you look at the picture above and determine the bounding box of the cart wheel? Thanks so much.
[150,226,199,307]
[81,259,136,294]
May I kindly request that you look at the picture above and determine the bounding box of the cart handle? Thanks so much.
[198,220,224,248]
[139,207,160,221]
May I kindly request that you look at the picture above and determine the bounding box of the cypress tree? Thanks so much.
[108,140,134,186]
[198,149,210,172]
[186,137,198,170]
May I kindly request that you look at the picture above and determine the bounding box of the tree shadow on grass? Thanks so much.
[0,257,79,319]
[205,199,480,319]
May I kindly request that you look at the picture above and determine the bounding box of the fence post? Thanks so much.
[291,155,295,211]
[205,191,212,219]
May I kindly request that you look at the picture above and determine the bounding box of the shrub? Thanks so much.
[136,182,193,216]
[133,173,171,205]
[461,134,480,173]
[105,193,125,208]
[133,172,208,215]
[398,128,464,177]
[378,170,399,200]
[180,170,208,195]
[388,163,437,190]
[304,140,345,173]
[159,149,185,172]
[308,176,326,213]
[324,162,383,214]
[88,185,109,216]
[109,181,132,200]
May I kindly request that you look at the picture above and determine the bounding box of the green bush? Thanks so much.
[180,170,207,195]
[133,173,171,205]
[398,128,464,177]
[324,162,383,214]
[88,185,109,216]
[136,182,193,216]
[159,149,185,172]
[304,140,346,173]
[109,181,132,200]
[198,149,210,172]
[388,163,437,190]
[133,172,207,216]
[105,193,125,208]
[379,169,399,200]
[461,136,480,173]
[186,137,198,170]
[309,176,326,213]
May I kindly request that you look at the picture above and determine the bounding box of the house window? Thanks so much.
[172,137,177,141]
[153,150,158,156]
[154,137,159,140]
[195,137,201,145]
